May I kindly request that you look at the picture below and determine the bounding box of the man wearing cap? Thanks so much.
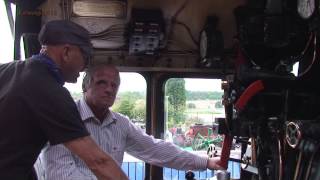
[0,20,127,180]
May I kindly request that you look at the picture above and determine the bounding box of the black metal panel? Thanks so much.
[12,0,43,60]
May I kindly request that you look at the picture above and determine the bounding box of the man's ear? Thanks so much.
[61,44,71,63]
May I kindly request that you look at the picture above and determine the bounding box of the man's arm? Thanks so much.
[124,120,209,170]
[64,136,128,180]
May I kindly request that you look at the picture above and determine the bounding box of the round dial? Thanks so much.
[199,30,208,58]
[297,0,316,19]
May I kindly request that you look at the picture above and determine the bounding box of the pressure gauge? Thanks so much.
[199,31,208,60]
[199,16,224,67]
[297,0,315,19]
[199,28,224,65]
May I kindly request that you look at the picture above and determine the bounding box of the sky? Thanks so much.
[0,2,14,63]
[0,2,222,93]
[64,73,222,93]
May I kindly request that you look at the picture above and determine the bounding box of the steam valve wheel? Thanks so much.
[285,122,302,148]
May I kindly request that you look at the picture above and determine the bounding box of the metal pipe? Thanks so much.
[251,138,257,166]
[4,1,14,38]
[304,146,319,180]
[293,151,303,180]
[278,137,283,180]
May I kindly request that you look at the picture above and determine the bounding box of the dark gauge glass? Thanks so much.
[199,31,208,59]
[297,0,315,19]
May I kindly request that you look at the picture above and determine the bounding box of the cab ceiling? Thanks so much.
[39,0,242,72]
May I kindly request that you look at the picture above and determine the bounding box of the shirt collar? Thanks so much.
[78,97,117,124]
[32,53,65,86]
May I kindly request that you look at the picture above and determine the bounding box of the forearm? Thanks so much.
[64,136,128,180]
[127,136,208,170]
[146,143,208,170]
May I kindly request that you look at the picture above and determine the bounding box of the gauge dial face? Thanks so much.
[199,31,208,58]
[297,0,315,19]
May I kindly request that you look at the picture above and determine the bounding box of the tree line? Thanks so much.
[186,91,223,100]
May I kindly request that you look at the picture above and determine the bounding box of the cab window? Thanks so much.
[0,1,15,63]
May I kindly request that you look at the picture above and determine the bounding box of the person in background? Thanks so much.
[40,63,223,180]
[0,20,127,180]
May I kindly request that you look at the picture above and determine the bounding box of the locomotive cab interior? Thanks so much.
[3,0,320,179]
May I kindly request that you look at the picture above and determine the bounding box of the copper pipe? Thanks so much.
[293,151,303,180]
[278,137,283,180]
[251,137,256,166]
[305,145,319,180]
[301,32,314,55]
[298,35,317,77]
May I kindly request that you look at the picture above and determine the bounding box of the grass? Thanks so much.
[185,108,224,114]
[185,111,222,114]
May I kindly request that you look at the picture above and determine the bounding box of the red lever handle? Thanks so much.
[218,135,233,169]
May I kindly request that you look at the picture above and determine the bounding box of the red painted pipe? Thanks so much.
[235,80,264,111]
[218,80,265,169]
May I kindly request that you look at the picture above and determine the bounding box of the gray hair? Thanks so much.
[82,63,120,92]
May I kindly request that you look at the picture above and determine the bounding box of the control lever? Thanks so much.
[216,170,231,180]
[217,135,233,169]
[185,170,195,180]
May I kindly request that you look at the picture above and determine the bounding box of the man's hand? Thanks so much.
[207,157,225,170]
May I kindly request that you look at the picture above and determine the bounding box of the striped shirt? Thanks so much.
[40,97,208,180]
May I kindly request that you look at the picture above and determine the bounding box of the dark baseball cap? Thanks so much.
[38,20,93,66]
